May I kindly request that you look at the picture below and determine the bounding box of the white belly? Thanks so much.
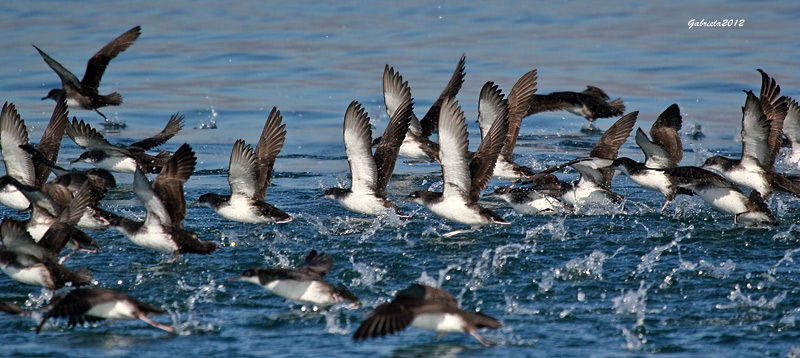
[265,280,336,307]
[428,199,488,226]
[87,301,138,320]
[216,197,271,223]
[338,193,392,216]
[629,171,672,196]
[125,225,178,253]
[723,168,769,196]
[411,313,466,333]
[398,138,432,160]
[97,157,138,173]
[692,186,748,215]
[561,184,610,207]
[0,186,30,210]
[507,195,563,215]
[1,263,52,288]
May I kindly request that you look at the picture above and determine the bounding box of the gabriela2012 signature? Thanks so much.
[688,19,745,29]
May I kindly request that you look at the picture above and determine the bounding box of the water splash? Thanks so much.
[715,284,787,310]
[634,228,691,276]
[613,281,650,327]
[350,258,387,287]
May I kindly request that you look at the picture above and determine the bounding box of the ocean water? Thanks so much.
[2,0,800,357]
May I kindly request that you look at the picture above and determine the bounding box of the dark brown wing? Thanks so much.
[254,107,287,201]
[526,92,581,117]
[469,100,509,203]
[503,69,537,159]
[37,288,129,333]
[80,26,142,93]
[152,143,196,227]
[34,93,69,187]
[418,54,466,138]
[649,104,683,166]
[298,250,333,277]
[352,300,416,340]
[129,113,184,151]
[373,96,413,196]
[590,111,638,160]
[590,111,637,188]
[756,69,788,170]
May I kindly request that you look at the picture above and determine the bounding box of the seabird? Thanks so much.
[702,82,796,199]
[0,246,92,291]
[402,96,509,237]
[376,55,466,161]
[634,103,683,169]
[352,283,501,346]
[193,107,292,224]
[783,97,800,167]
[486,173,569,214]
[0,95,68,210]
[36,288,174,334]
[34,26,141,120]
[477,70,538,181]
[67,114,183,173]
[230,250,359,308]
[1,182,100,262]
[609,157,694,213]
[610,104,692,212]
[526,85,625,128]
[318,96,414,216]
[663,166,777,226]
[558,111,638,208]
[105,144,217,261]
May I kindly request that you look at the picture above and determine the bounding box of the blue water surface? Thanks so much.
[2,0,800,357]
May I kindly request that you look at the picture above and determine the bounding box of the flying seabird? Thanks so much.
[782,97,800,167]
[0,95,68,210]
[352,284,501,346]
[610,104,692,212]
[67,115,183,173]
[36,288,174,334]
[230,250,359,308]
[402,96,509,237]
[376,55,466,162]
[634,103,683,169]
[526,85,625,128]
[477,70,538,181]
[663,166,777,226]
[318,96,414,216]
[34,26,141,120]
[105,144,217,261]
[702,78,796,199]
[193,107,292,224]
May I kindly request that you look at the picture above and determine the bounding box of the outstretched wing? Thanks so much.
[343,102,378,195]
[418,54,466,139]
[65,118,121,152]
[373,95,413,196]
[129,113,184,151]
[470,97,509,203]
[739,91,771,169]
[648,103,683,167]
[438,98,471,200]
[254,107,287,200]
[152,143,196,227]
[0,102,35,186]
[227,139,259,198]
[503,69,537,159]
[590,111,638,189]
[81,26,142,93]
[33,45,81,91]
[34,94,69,187]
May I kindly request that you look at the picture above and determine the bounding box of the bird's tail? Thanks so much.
[102,92,123,106]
